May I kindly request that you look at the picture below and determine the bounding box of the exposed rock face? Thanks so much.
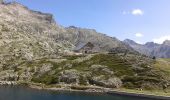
[0,70,18,81]
[89,65,122,88]
[124,39,170,58]
[59,70,79,84]
[0,2,71,66]
[58,67,122,88]
[0,2,72,81]
[90,76,122,88]
[40,63,53,74]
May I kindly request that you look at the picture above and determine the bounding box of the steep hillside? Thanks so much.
[0,2,135,83]
[0,2,73,60]
[63,26,132,51]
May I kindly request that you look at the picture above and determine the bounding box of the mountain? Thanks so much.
[124,39,170,58]
[0,2,133,62]
[63,26,134,51]
[0,2,133,81]
[163,40,170,46]
[0,2,73,68]
[0,2,170,92]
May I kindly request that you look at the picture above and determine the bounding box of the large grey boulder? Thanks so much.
[90,75,122,88]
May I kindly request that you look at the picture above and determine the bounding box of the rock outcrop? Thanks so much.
[90,76,122,88]
[59,70,79,84]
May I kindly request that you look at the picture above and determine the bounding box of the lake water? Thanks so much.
[0,86,161,100]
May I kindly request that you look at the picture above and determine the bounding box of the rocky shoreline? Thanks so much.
[31,86,170,100]
[0,81,170,100]
[27,83,170,100]
[108,91,170,100]
[0,81,17,85]
[28,83,111,93]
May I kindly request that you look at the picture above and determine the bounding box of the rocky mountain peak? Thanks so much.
[0,2,55,24]
[144,42,159,48]
[163,40,170,46]
[124,39,138,45]
[67,26,78,29]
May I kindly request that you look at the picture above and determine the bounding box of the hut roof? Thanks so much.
[74,42,94,51]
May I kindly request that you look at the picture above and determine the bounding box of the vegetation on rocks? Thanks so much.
[25,53,170,91]
[0,2,170,94]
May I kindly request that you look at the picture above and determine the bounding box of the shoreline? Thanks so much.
[1,81,170,99]
[28,83,110,93]
[27,83,170,100]
[108,90,170,100]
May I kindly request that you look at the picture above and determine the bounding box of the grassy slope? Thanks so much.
[154,58,170,73]
[12,54,170,96]
[153,58,170,81]
[31,54,134,85]
[28,53,170,91]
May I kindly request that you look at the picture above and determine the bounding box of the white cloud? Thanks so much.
[131,9,144,16]
[122,9,144,16]
[135,33,144,37]
[153,35,170,44]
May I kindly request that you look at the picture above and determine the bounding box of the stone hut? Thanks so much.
[74,42,99,54]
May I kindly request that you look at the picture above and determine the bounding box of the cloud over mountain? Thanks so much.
[153,35,170,44]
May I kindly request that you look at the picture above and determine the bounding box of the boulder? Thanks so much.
[90,75,122,88]
[59,69,79,84]
[39,63,53,74]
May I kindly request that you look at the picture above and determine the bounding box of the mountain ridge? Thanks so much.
[124,39,170,58]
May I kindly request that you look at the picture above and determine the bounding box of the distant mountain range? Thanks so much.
[124,39,170,58]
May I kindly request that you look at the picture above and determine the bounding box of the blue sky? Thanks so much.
[6,0,170,44]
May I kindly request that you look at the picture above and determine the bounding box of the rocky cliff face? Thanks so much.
[0,2,74,81]
[124,39,170,58]
[0,2,73,74]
